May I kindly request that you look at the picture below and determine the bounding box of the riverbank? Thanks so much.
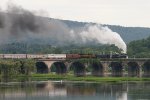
[1,74,150,82]
[14,74,150,83]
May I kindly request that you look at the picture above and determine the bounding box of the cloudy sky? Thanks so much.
[0,0,150,27]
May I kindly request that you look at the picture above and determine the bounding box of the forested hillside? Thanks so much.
[127,36,150,58]
[61,19,150,43]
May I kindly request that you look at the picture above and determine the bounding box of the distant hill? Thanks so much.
[105,25,150,43]
[60,19,150,43]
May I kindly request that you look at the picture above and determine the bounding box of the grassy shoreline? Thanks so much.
[1,74,150,82]
[14,74,150,82]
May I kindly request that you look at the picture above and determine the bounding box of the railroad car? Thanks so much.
[27,54,48,59]
[47,54,66,60]
[96,53,128,59]
[96,54,110,58]
[66,54,81,59]
[80,54,96,58]
[3,54,27,59]
[0,54,4,58]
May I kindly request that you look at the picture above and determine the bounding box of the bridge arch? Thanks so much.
[110,62,123,77]
[127,62,140,77]
[50,62,67,74]
[143,60,150,77]
[70,61,86,76]
[90,62,104,76]
[36,62,49,73]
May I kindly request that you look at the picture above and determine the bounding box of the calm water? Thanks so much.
[0,81,150,100]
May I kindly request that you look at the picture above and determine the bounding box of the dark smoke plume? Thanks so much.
[0,4,127,53]
[0,10,4,28]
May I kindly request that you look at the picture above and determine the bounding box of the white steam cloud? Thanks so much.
[78,25,127,53]
[0,5,127,53]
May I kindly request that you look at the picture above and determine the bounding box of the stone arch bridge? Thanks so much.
[36,58,150,77]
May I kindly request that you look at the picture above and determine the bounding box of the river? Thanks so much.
[0,81,150,100]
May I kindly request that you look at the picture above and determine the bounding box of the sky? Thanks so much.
[0,0,150,27]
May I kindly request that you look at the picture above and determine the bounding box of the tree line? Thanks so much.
[0,59,35,82]
[0,43,122,54]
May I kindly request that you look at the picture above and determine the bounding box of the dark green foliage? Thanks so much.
[19,59,36,76]
[63,44,122,54]
[127,36,150,58]
[0,43,62,54]
[0,60,21,82]
[0,43,121,54]
[0,59,35,82]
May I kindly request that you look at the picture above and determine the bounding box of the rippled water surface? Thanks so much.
[0,81,150,100]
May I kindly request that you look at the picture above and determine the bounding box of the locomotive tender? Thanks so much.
[0,53,128,59]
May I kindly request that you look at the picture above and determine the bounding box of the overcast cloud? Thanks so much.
[0,0,150,27]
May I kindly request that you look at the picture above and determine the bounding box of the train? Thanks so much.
[0,53,128,59]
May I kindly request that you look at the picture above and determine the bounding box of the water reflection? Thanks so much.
[0,81,150,100]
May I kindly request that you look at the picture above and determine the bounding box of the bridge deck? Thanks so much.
[37,58,150,61]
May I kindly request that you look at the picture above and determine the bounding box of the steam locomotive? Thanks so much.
[0,53,128,59]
